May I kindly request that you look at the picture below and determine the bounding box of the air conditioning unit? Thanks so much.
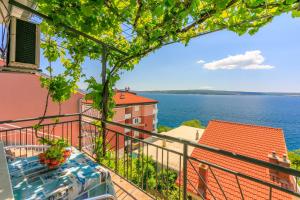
[6,17,40,71]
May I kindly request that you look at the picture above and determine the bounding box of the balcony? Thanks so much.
[1,113,300,200]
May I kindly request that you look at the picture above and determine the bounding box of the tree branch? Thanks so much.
[133,0,142,28]
[104,1,133,26]
[179,0,238,33]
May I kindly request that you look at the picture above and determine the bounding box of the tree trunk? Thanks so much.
[101,47,108,157]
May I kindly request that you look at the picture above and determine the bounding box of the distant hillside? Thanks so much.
[137,89,300,96]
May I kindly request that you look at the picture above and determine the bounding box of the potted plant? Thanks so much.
[38,138,71,169]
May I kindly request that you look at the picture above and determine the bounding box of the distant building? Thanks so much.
[81,89,158,149]
[139,125,205,171]
[180,120,296,200]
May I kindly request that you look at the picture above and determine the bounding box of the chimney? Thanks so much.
[196,130,200,140]
[198,164,208,196]
[268,151,279,176]
[120,92,125,99]
[280,154,290,167]
[268,151,278,164]
[268,152,292,189]
[277,154,292,188]
[162,139,167,147]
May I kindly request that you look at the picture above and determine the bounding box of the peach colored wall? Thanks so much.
[113,107,125,122]
[0,72,84,121]
[142,104,155,116]
[131,105,142,117]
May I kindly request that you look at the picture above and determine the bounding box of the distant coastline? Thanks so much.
[137,89,300,96]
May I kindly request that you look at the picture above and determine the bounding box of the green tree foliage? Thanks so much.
[288,149,300,170]
[96,142,180,199]
[182,119,205,128]
[288,149,300,184]
[157,125,173,133]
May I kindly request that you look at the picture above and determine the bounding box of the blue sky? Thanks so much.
[41,13,300,93]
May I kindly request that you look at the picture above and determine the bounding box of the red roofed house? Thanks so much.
[112,89,158,135]
[81,88,158,149]
[181,120,296,200]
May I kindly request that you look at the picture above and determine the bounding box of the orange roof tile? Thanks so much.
[113,91,158,106]
[179,120,294,200]
[82,91,157,106]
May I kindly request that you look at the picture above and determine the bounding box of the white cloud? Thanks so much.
[202,50,274,70]
[196,59,205,64]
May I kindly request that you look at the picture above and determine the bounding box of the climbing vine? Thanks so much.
[31,0,299,156]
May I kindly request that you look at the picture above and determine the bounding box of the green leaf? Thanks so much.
[292,10,300,18]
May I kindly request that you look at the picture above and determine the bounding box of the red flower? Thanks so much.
[63,150,71,158]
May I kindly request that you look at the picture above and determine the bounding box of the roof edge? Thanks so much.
[209,119,283,131]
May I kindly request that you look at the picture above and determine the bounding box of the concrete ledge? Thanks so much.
[0,142,14,200]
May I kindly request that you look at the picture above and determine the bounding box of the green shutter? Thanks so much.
[15,19,36,64]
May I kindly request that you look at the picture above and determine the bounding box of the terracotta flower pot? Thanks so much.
[38,153,46,164]
[50,160,59,165]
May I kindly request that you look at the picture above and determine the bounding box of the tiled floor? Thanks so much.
[109,170,154,200]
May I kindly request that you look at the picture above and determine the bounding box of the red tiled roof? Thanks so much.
[83,91,157,106]
[113,91,157,105]
[180,120,294,200]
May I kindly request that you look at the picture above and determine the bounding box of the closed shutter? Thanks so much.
[15,19,36,64]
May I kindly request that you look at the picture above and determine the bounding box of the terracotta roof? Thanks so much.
[179,120,294,200]
[113,91,158,106]
[82,91,157,106]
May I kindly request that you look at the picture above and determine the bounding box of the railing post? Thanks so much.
[183,143,188,200]
[79,114,82,151]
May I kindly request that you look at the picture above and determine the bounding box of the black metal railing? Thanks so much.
[1,113,300,200]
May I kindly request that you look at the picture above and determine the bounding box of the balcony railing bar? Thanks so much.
[209,166,229,200]
[166,150,169,195]
[235,175,245,200]
[188,156,300,198]
[146,143,150,191]
[182,143,188,200]
[130,137,133,180]
[98,116,300,177]
[102,128,184,156]
[186,178,205,199]
[269,187,273,200]
[0,119,79,133]
[155,146,159,196]
[179,154,182,198]
[188,159,217,200]
[0,113,80,125]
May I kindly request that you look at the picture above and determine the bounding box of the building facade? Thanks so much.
[81,89,158,149]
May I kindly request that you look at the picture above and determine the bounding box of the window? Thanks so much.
[134,131,139,138]
[133,117,141,124]
[134,105,140,111]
